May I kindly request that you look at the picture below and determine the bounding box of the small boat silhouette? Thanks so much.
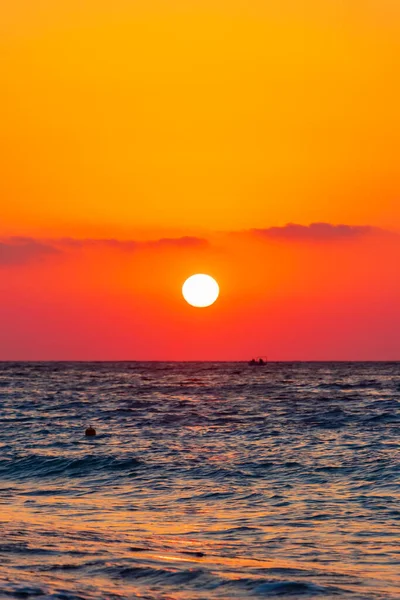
[248,356,267,366]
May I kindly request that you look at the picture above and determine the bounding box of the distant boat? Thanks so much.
[248,356,267,366]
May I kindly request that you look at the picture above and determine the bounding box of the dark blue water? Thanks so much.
[0,362,399,599]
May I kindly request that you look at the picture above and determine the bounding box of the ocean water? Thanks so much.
[0,362,399,600]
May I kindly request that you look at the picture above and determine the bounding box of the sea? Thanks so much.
[0,362,399,600]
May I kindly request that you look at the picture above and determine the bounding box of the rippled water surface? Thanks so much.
[0,362,399,599]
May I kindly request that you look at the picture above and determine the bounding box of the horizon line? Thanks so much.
[1,359,399,364]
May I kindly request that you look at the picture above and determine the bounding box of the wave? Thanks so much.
[364,412,400,423]
[101,563,351,596]
[0,453,142,480]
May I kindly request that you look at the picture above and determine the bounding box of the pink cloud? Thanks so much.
[250,222,387,242]
[0,235,208,266]
[0,238,60,266]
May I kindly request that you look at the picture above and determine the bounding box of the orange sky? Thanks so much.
[1,1,400,359]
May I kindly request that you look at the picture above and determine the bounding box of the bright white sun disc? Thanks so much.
[182,274,219,308]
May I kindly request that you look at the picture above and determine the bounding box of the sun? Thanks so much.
[182,274,219,308]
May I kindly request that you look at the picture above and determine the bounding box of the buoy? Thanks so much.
[85,426,96,436]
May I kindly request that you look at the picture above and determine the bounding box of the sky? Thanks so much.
[1,1,400,360]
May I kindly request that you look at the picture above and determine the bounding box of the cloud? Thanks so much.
[0,238,60,266]
[144,236,208,249]
[0,235,208,266]
[1,226,393,268]
[57,238,138,251]
[249,223,386,242]
[58,236,208,251]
